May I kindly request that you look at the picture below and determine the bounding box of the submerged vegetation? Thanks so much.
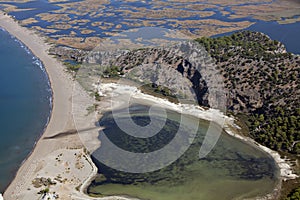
[88,106,278,200]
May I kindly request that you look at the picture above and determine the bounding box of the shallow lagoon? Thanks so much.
[88,105,279,200]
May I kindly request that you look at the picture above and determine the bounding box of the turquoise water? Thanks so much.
[88,105,279,200]
[0,29,51,192]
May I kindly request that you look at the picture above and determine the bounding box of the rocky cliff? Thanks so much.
[84,41,227,111]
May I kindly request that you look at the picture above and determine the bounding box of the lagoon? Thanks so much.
[88,104,279,200]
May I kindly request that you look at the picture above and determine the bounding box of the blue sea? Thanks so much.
[0,28,51,192]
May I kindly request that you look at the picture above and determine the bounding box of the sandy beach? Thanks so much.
[0,10,298,200]
[0,11,94,200]
[0,11,134,200]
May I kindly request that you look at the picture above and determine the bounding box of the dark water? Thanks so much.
[247,21,300,54]
[88,105,279,200]
[213,21,300,54]
[0,29,51,192]
[1,1,61,20]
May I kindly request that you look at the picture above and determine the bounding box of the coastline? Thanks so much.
[0,10,297,200]
[0,11,132,200]
[0,23,53,193]
[0,11,84,200]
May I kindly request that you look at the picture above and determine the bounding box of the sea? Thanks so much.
[0,28,51,192]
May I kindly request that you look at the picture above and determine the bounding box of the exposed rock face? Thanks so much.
[49,46,88,63]
[84,41,226,109]
[78,31,299,115]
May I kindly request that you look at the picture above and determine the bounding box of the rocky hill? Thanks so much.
[69,31,299,154]
[196,31,300,153]
[83,41,228,111]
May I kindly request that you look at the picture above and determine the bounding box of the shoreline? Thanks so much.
[0,11,128,200]
[0,25,53,194]
[96,83,298,182]
[0,11,87,200]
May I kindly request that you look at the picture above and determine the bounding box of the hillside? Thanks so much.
[54,31,300,154]
[89,31,300,154]
[196,31,300,153]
